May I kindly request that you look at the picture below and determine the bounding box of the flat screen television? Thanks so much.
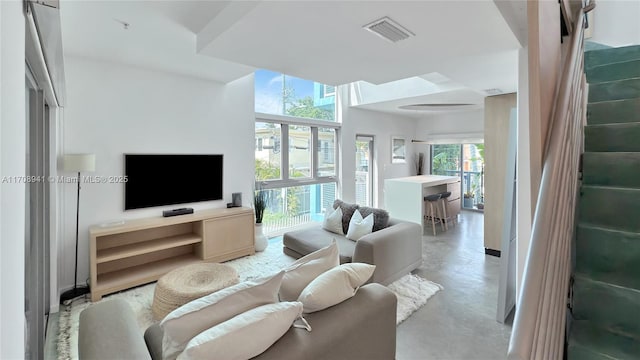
[124,154,223,210]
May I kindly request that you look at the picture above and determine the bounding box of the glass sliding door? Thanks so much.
[431,143,485,211]
[462,144,484,210]
[355,135,374,206]
[431,144,461,177]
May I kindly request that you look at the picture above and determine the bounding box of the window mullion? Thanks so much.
[281,124,290,181]
[311,127,319,180]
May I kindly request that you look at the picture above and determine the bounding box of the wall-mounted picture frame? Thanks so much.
[391,136,406,163]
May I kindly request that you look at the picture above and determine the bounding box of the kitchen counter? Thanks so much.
[384,175,461,231]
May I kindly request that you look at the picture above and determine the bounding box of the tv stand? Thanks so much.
[89,207,254,301]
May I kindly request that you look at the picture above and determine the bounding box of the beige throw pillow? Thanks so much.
[279,239,340,301]
[160,271,284,360]
[297,263,376,313]
[346,209,374,241]
[177,302,304,360]
[322,207,344,235]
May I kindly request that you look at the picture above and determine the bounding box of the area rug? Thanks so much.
[57,240,442,359]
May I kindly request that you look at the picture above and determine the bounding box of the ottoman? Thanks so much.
[152,262,239,320]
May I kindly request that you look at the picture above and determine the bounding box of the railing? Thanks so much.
[508,2,593,359]
[432,170,484,207]
[263,213,313,235]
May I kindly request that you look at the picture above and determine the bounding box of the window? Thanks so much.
[318,128,336,176]
[289,125,311,178]
[255,117,339,188]
[260,183,338,235]
[254,120,339,235]
[255,123,282,181]
[255,70,340,234]
[255,70,336,121]
[356,135,374,207]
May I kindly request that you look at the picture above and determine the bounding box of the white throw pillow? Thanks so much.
[279,239,340,301]
[346,209,374,241]
[177,302,303,360]
[322,207,344,235]
[160,271,284,360]
[297,263,376,313]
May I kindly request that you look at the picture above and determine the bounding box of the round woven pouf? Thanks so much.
[152,263,239,320]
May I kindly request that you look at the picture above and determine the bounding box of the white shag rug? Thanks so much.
[57,240,441,359]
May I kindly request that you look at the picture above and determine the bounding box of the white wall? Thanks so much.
[340,100,418,208]
[61,56,255,293]
[0,1,26,358]
[516,46,531,300]
[415,109,484,144]
[589,0,640,47]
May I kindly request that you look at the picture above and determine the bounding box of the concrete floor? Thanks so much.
[396,211,513,360]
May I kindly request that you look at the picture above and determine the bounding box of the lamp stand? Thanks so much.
[60,171,90,304]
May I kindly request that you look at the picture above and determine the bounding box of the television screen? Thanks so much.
[124,154,223,210]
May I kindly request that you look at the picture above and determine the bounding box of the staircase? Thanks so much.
[569,45,640,359]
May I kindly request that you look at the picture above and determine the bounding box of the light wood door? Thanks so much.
[202,213,254,260]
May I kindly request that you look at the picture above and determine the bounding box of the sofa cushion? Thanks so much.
[177,302,304,360]
[346,210,374,241]
[279,240,340,301]
[160,271,284,360]
[283,228,356,264]
[333,199,359,234]
[79,299,152,360]
[358,206,390,232]
[298,263,376,313]
[322,206,344,235]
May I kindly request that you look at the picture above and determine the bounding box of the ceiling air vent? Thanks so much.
[363,17,414,43]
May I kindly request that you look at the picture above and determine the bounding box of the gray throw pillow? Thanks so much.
[333,199,359,235]
[359,206,390,232]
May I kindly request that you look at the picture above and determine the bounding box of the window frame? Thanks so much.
[255,112,340,191]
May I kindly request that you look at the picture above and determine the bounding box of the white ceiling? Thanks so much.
[60,0,524,116]
[60,1,255,83]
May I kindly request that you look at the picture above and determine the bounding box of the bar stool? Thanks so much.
[438,191,455,230]
[424,194,443,236]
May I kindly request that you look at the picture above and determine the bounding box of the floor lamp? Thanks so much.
[60,154,95,304]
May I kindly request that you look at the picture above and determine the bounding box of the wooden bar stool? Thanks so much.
[438,191,454,230]
[424,194,443,236]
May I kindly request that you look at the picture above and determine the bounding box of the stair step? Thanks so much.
[589,78,640,103]
[585,45,640,69]
[583,152,640,188]
[576,225,640,289]
[585,41,614,52]
[587,60,640,84]
[587,98,640,125]
[585,123,640,152]
[572,275,640,336]
[579,186,640,232]
[568,320,640,360]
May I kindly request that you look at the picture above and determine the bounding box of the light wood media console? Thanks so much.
[89,207,254,301]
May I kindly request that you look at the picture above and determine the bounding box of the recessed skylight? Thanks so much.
[399,103,477,111]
